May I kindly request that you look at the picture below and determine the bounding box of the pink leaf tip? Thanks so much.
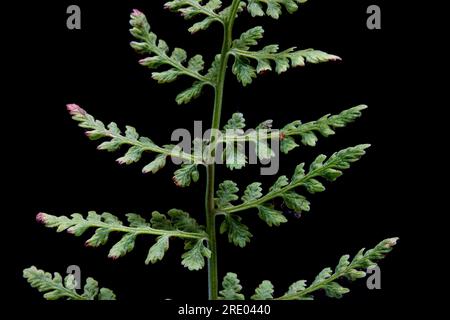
[132,9,143,17]
[66,104,86,116]
[172,177,182,187]
[330,55,342,61]
[36,212,47,224]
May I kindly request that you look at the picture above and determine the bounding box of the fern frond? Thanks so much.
[23,266,116,300]
[36,210,209,270]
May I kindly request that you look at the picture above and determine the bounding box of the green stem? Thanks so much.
[205,165,217,300]
[110,134,201,163]
[230,47,295,60]
[205,0,242,300]
[59,288,88,300]
[83,222,206,240]
[33,273,88,300]
[221,168,322,214]
[275,269,346,300]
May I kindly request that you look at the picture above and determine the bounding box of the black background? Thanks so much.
[6,0,416,315]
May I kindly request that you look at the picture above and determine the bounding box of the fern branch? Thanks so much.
[219,144,370,214]
[279,105,367,152]
[231,47,340,75]
[229,25,340,85]
[164,0,223,22]
[36,210,210,270]
[37,212,205,240]
[131,9,213,84]
[218,238,399,301]
[67,104,202,168]
[215,145,369,247]
[130,9,219,105]
[217,105,366,146]
[274,238,399,300]
[23,266,116,300]
[211,106,366,171]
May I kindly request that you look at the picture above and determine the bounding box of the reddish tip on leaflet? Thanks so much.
[331,55,342,61]
[172,176,181,187]
[132,9,143,16]
[66,103,86,116]
[36,212,47,224]
[109,255,119,260]
[67,228,75,235]
[279,132,286,140]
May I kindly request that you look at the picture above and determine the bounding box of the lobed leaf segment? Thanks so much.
[219,237,399,300]
[216,144,370,247]
[36,210,209,271]
[23,266,116,300]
